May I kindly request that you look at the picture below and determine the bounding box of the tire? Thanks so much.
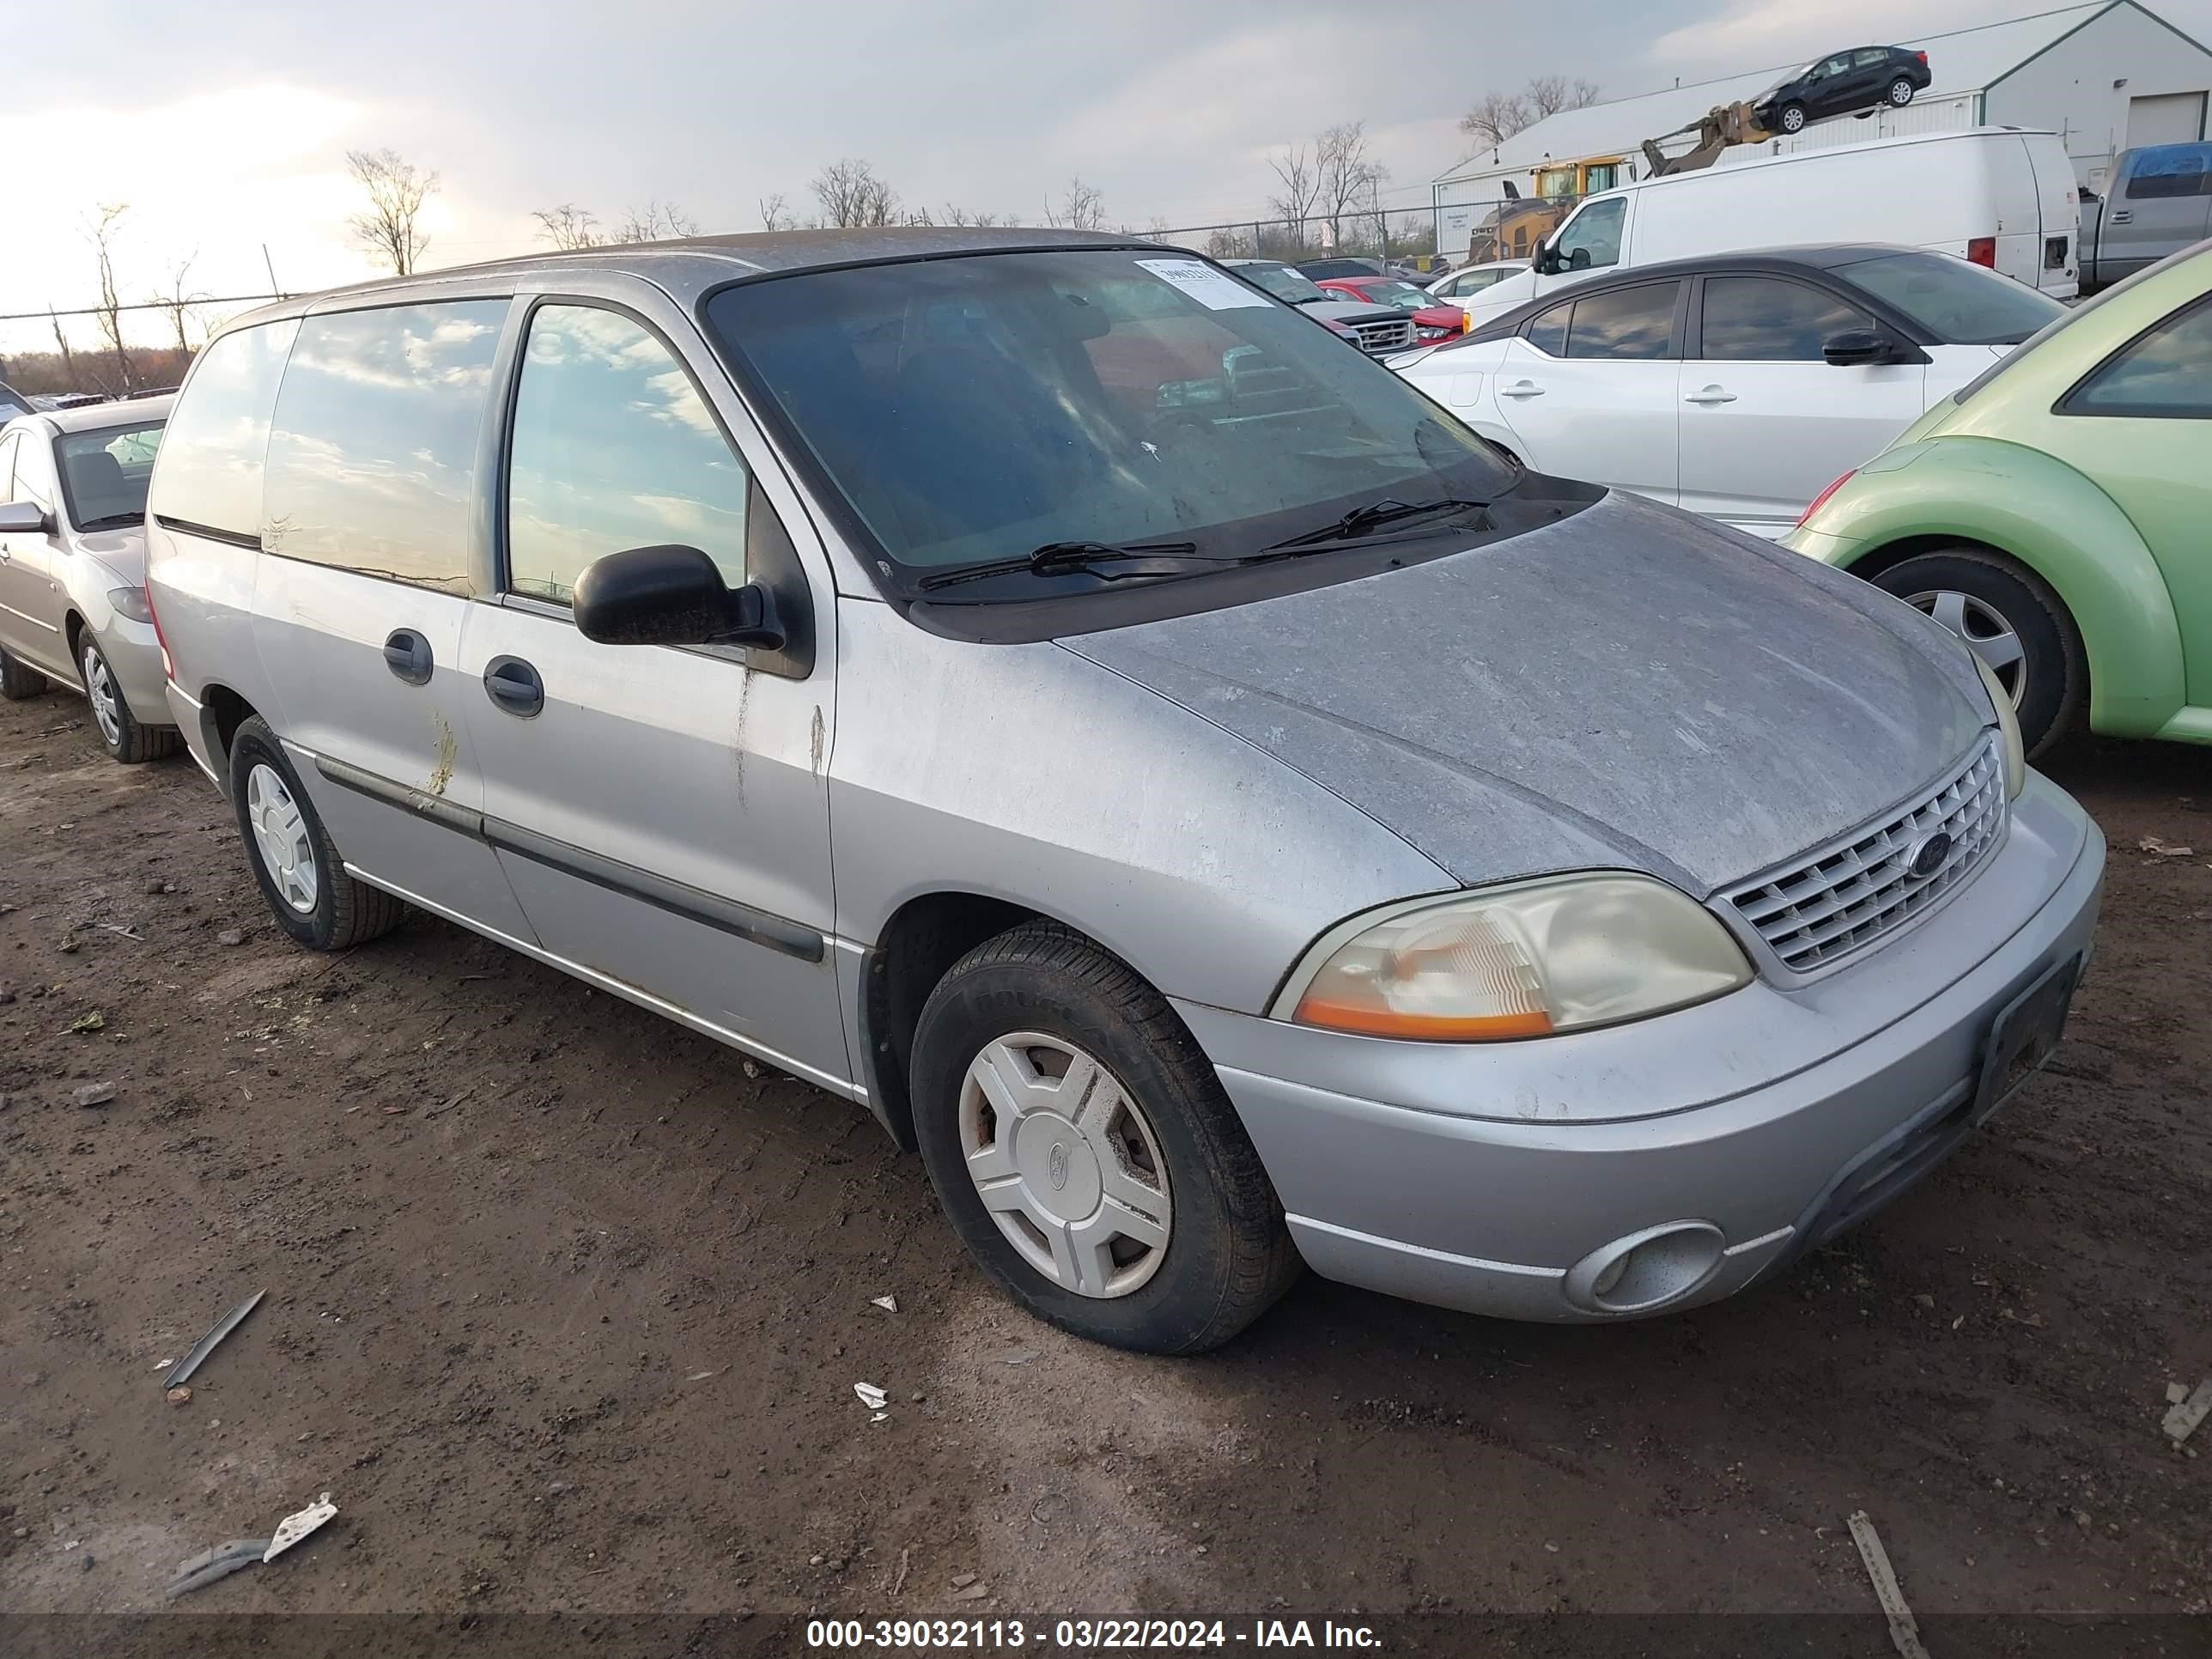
[228,714,409,951]
[0,644,50,701]
[1871,549,2084,758]
[79,634,179,763]
[1887,77,1916,107]
[909,921,1300,1353]
[1778,102,1807,134]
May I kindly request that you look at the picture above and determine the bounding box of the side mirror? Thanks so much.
[0,501,49,534]
[572,544,786,651]
[1532,245,1559,276]
[1823,328,1908,367]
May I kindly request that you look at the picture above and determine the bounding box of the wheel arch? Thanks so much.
[197,683,261,793]
[1816,447,2186,738]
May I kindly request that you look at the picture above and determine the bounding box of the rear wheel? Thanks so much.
[1778,102,1807,133]
[909,921,1299,1353]
[1887,76,1917,107]
[1872,548,2084,757]
[228,714,409,951]
[0,645,50,701]
[79,635,179,763]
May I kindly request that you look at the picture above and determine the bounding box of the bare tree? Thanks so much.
[811,159,900,228]
[1460,76,1601,148]
[345,149,439,276]
[87,204,134,394]
[617,200,699,242]
[1266,145,1322,245]
[47,308,81,389]
[1526,75,1603,119]
[942,204,1004,228]
[758,192,796,231]
[532,204,605,250]
[1316,122,1388,249]
[149,252,205,356]
[1043,177,1106,231]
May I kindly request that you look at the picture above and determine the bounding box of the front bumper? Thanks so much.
[1176,774,2104,1322]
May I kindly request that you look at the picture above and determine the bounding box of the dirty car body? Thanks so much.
[146,229,2102,1351]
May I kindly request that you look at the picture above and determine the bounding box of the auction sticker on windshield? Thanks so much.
[1136,258,1272,309]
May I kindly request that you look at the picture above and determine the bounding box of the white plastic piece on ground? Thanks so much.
[1846,1510,1930,1659]
[263,1492,337,1563]
[854,1382,887,1410]
[871,1295,898,1313]
[2165,1380,2212,1444]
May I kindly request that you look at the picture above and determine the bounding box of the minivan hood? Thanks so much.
[1065,491,1988,897]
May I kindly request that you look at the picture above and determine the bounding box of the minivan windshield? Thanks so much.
[704,249,1516,594]
[1829,250,2066,345]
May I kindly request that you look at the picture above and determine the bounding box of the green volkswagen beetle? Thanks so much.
[1786,240,2212,756]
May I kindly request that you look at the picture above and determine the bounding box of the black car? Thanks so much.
[1753,45,1931,136]
[1293,256,1388,281]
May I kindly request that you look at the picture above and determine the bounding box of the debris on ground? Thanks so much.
[687,1367,724,1381]
[2137,836,2195,856]
[1847,1510,1930,1659]
[164,1538,273,1600]
[871,1295,898,1313]
[951,1571,978,1588]
[165,1385,192,1406]
[67,1012,105,1034]
[989,1346,1040,1367]
[892,1546,911,1595]
[2170,1382,2191,1405]
[2165,1380,2211,1446]
[854,1382,888,1410]
[94,923,143,941]
[264,1492,338,1562]
[951,1582,991,1601]
[73,1083,116,1108]
[216,929,244,946]
[161,1289,266,1390]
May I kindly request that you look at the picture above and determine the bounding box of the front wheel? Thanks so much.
[909,921,1300,1353]
[1778,102,1807,133]
[1872,549,2084,757]
[1887,76,1917,106]
[80,635,179,763]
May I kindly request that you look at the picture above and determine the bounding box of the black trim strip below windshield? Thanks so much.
[310,754,824,963]
[152,513,260,550]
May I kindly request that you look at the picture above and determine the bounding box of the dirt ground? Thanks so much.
[1,680,2207,1647]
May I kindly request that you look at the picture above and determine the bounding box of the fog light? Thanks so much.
[1565,1222,1727,1314]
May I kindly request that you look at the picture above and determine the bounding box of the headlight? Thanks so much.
[1274,875,1753,1042]
[1972,652,2027,799]
[107,586,153,623]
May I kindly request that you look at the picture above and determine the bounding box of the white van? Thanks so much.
[1460,127,2080,330]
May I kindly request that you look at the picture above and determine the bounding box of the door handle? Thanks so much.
[382,629,434,685]
[483,654,544,719]
[2109,209,2132,224]
[1498,380,1545,398]
[1683,386,1738,405]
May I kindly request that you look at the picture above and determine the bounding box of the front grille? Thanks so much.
[1351,317,1415,354]
[1722,735,2007,975]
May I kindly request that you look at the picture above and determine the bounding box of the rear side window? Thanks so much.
[1565,282,1680,360]
[148,319,298,543]
[1698,276,1869,361]
[262,301,507,592]
[504,304,750,605]
[2124,145,2211,200]
[1524,301,1571,356]
[2060,294,2212,418]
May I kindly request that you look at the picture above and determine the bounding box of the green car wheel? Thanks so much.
[1875,549,2084,757]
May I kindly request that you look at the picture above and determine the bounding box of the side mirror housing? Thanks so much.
[1532,245,1560,276]
[1822,328,1923,367]
[572,544,786,651]
[0,501,49,534]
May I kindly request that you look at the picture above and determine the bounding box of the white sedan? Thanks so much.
[1424,259,1528,308]
[1394,245,2064,538]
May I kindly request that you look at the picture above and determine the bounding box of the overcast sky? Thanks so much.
[6,0,2209,351]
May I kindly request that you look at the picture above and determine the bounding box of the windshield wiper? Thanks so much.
[76,512,144,531]
[1265,497,1492,551]
[916,539,1210,592]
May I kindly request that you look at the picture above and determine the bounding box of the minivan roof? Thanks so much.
[1593,124,2061,199]
[222,227,1162,331]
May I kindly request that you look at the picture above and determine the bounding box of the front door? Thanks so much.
[1495,278,1683,506]
[1678,273,1926,534]
[455,298,848,1090]
[0,431,69,678]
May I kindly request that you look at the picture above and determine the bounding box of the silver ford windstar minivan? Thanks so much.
[147,228,2103,1352]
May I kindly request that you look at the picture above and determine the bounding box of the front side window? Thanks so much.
[703,249,1514,592]
[1829,251,2063,345]
[2125,144,2211,200]
[2061,294,2212,418]
[1565,282,1680,360]
[57,420,165,529]
[505,305,750,605]
[261,300,507,592]
[148,319,298,542]
[9,428,52,508]
[1553,198,1625,271]
[1699,276,1869,361]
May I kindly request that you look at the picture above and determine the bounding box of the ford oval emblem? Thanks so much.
[1048,1142,1072,1190]
[1905,832,1952,879]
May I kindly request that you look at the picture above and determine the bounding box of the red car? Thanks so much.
[1312,276,1468,343]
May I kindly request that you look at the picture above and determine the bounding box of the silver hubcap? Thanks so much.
[1890,81,1912,104]
[958,1032,1172,1299]
[246,763,319,914]
[1906,589,2028,709]
[82,644,121,746]
[1783,107,1803,131]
